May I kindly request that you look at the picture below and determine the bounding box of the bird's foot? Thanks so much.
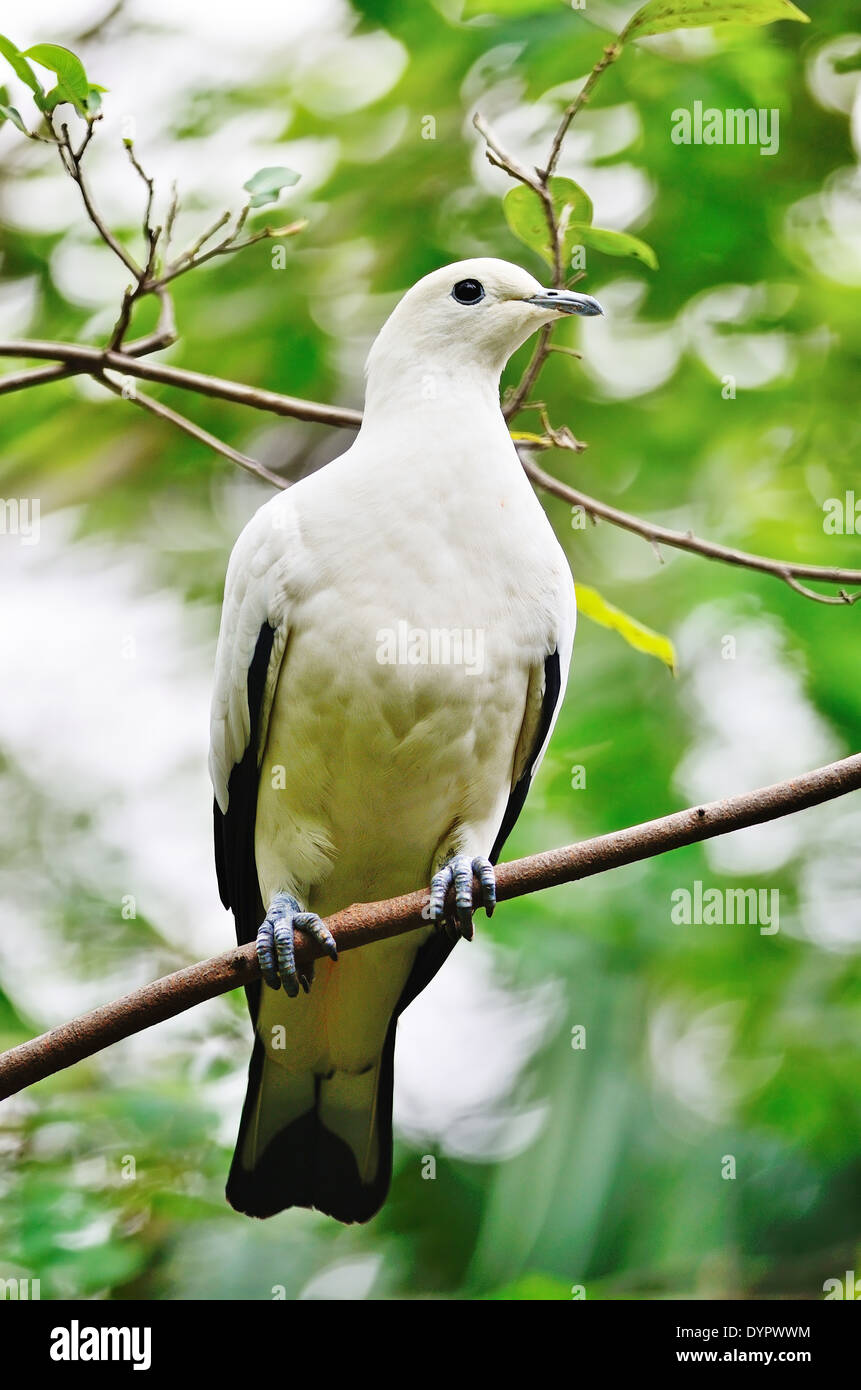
[429,854,496,942]
[256,892,338,996]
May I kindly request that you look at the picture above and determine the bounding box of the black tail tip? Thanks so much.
[227,1110,390,1225]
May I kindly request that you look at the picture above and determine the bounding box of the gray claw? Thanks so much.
[429,854,496,941]
[256,893,337,995]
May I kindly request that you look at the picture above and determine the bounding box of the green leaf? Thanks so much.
[22,43,89,109]
[575,583,677,673]
[0,100,28,132]
[40,85,66,113]
[503,176,593,269]
[242,165,301,208]
[0,34,43,96]
[85,85,105,115]
[624,0,809,41]
[569,223,658,269]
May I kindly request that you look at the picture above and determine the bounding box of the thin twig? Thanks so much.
[1,752,858,1099]
[164,209,231,276]
[108,142,162,349]
[155,217,306,289]
[56,122,142,279]
[543,41,624,181]
[504,324,553,419]
[96,373,288,489]
[163,181,179,265]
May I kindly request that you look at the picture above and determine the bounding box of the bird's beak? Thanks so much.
[523,288,604,316]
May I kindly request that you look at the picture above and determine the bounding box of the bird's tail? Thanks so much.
[226,1024,397,1224]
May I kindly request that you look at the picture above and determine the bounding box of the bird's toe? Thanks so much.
[272,917,301,997]
[472,856,496,918]
[257,893,334,995]
[452,855,475,941]
[256,912,283,992]
[429,853,496,940]
[294,912,339,963]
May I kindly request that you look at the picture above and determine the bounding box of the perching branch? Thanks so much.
[1,753,859,1101]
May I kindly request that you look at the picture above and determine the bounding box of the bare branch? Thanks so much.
[124,139,156,252]
[0,296,177,398]
[1,752,859,1099]
[55,121,142,279]
[163,181,179,264]
[503,324,553,420]
[0,338,361,427]
[155,215,306,289]
[164,209,231,276]
[1,334,857,601]
[543,41,624,181]
[523,455,861,605]
[96,373,289,489]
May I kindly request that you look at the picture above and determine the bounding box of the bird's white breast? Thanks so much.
[251,420,572,916]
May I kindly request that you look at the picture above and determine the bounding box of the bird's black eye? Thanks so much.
[451,278,485,305]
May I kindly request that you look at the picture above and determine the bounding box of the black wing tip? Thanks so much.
[490,648,562,864]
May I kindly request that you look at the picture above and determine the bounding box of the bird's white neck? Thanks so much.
[361,347,508,443]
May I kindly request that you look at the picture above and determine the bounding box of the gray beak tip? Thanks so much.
[526,290,604,317]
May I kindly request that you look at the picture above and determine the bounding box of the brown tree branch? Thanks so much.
[1,337,856,601]
[0,290,178,397]
[96,373,289,489]
[522,456,861,606]
[1,752,858,1101]
[0,339,361,427]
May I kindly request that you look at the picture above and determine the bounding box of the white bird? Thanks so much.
[210,258,602,1222]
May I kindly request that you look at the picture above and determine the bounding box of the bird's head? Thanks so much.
[365,257,603,402]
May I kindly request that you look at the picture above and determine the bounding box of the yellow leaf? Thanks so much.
[575,583,677,674]
[509,430,548,445]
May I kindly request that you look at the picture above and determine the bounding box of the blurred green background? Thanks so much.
[0,0,859,1300]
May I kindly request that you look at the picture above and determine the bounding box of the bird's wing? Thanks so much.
[210,496,294,968]
[489,650,562,864]
[492,573,576,865]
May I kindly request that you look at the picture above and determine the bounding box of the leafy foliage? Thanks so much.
[0,0,858,1304]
